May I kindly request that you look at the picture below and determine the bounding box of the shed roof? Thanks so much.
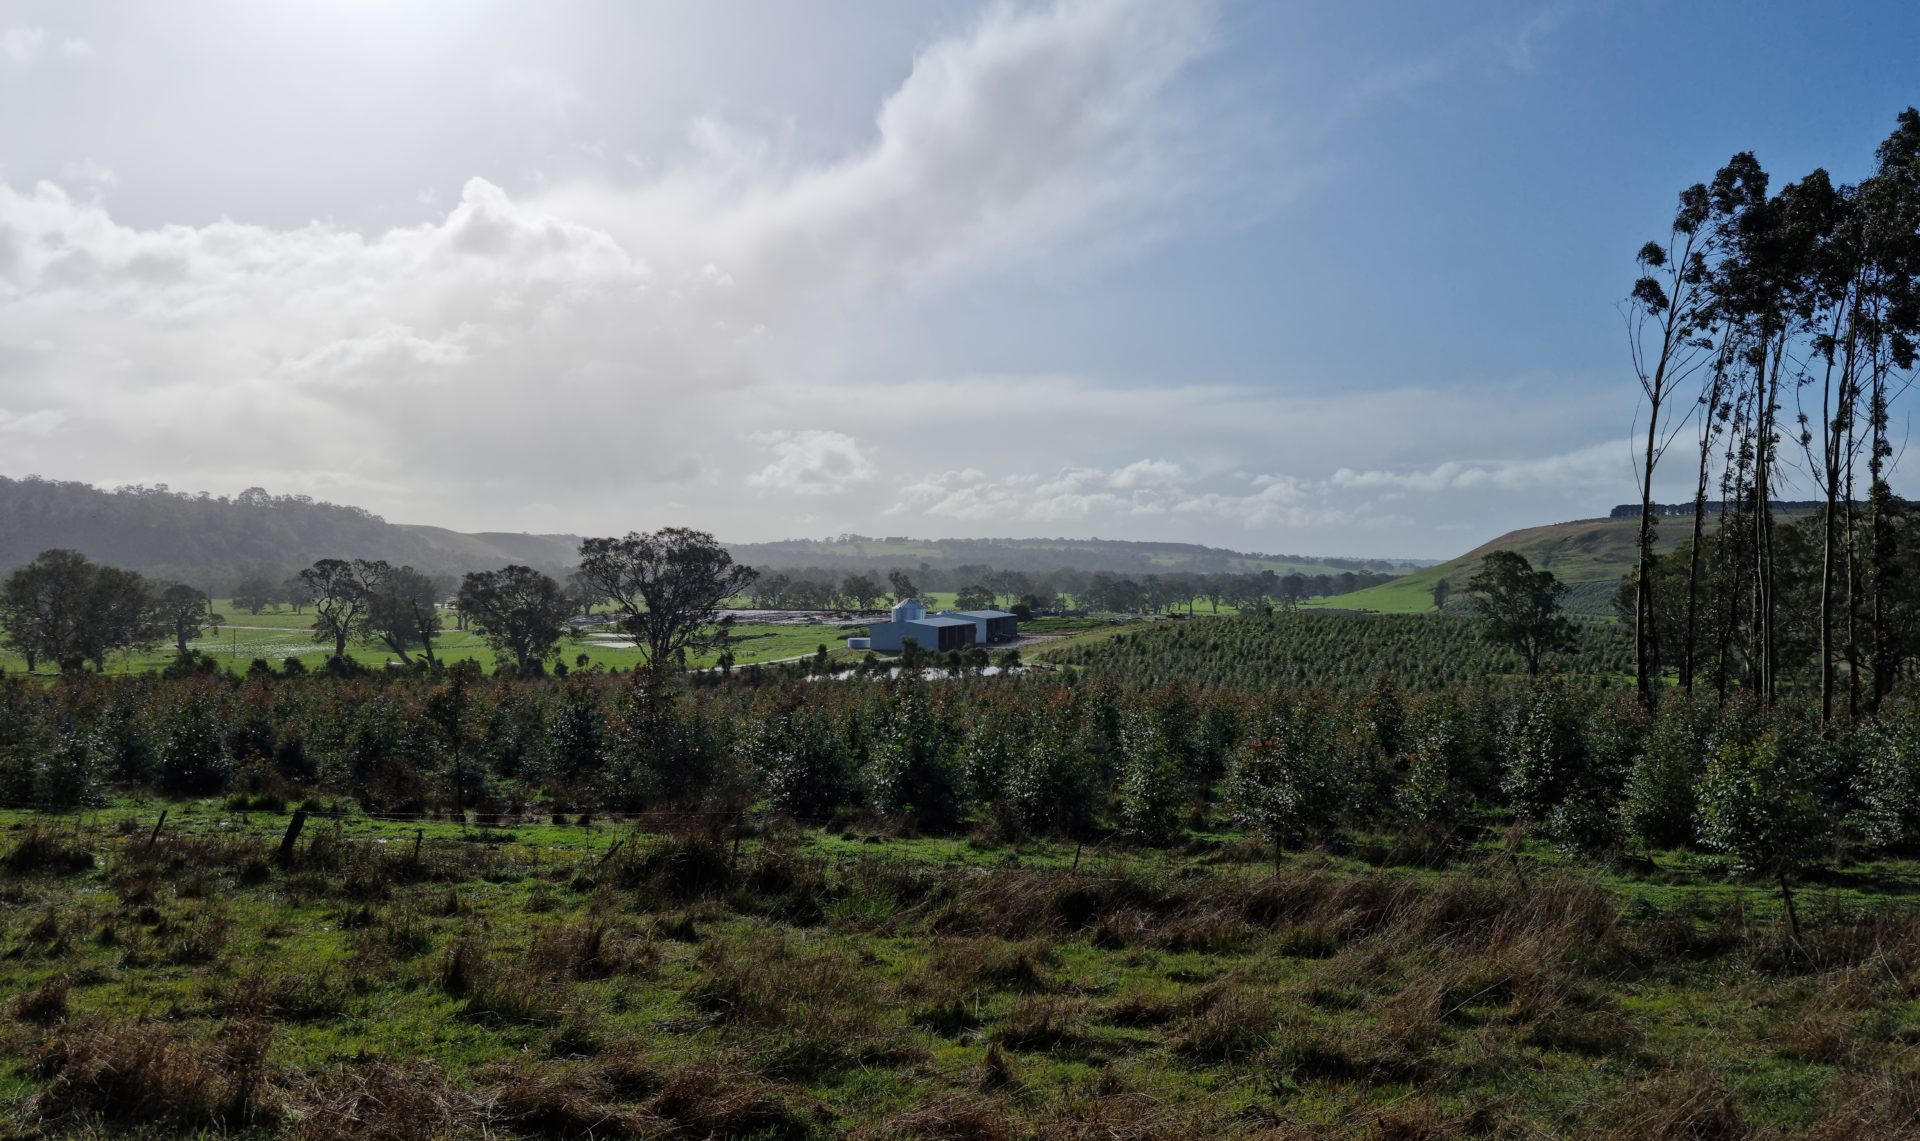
[955,609,1015,619]
[908,616,976,628]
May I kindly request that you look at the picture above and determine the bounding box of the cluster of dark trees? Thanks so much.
[747,564,1397,615]
[0,550,222,672]
[1625,108,1920,720]
[292,528,755,675]
[1608,500,1824,519]
[0,528,757,679]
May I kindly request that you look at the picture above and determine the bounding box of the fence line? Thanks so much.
[10,801,1920,902]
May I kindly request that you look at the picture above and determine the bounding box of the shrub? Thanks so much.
[156,686,234,795]
[36,729,108,808]
[866,684,962,831]
[1623,693,1712,849]
[1396,716,1476,840]
[1697,708,1831,931]
[1117,710,1186,845]
[755,709,854,819]
[1855,708,1920,851]
[1226,703,1351,855]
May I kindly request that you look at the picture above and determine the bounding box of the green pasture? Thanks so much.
[0,600,865,678]
[4,799,1918,1134]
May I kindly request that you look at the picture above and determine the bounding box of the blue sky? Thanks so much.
[0,0,1914,557]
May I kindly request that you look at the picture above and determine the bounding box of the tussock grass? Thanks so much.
[6,821,1920,1136]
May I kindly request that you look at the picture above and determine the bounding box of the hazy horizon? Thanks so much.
[2,0,1916,560]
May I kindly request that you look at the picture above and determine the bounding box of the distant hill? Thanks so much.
[0,477,580,590]
[0,476,1425,591]
[1305,515,1690,617]
[723,536,1425,578]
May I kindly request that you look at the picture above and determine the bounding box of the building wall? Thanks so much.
[863,619,979,653]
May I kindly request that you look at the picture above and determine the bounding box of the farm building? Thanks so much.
[855,598,1018,653]
[944,608,1020,644]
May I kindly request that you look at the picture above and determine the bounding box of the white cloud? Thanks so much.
[892,462,1343,529]
[745,430,878,495]
[1,26,45,65]
[0,0,1219,537]
[58,37,92,60]
[55,160,116,200]
[1330,440,1633,494]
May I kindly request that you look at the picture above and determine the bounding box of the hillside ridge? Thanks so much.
[0,475,1426,588]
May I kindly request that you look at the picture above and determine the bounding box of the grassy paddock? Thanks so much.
[3,805,1920,1136]
[0,602,866,678]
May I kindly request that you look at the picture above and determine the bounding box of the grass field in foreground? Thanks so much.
[2,803,1918,1135]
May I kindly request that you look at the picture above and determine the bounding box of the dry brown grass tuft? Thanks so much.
[2,826,96,875]
[990,995,1098,1056]
[30,1018,277,1130]
[8,975,69,1025]
[876,1093,1014,1140]
[1584,1067,1747,1140]
[931,936,1059,993]
[527,917,657,981]
[643,1065,824,1138]
[1171,987,1274,1063]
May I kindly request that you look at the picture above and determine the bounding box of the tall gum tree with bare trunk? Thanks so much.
[1625,182,1713,707]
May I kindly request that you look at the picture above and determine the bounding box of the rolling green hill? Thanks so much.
[0,475,1425,591]
[723,536,1424,578]
[1304,515,1689,617]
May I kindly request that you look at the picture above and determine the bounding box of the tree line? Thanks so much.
[1,661,1912,925]
[1,528,755,678]
[747,565,1397,615]
[1626,107,1920,719]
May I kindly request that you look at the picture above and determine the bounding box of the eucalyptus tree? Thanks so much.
[1466,551,1573,676]
[360,565,445,666]
[0,550,165,672]
[300,557,388,662]
[841,572,883,609]
[457,565,569,672]
[155,583,221,655]
[1704,151,1802,703]
[1624,180,1713,706]
[575,527,757,671]
[1858,109,1920,707]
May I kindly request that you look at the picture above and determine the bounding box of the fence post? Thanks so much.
[146,809,168,849]
[277,808,308,866]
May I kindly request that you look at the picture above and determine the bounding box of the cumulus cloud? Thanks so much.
[0,0,1221,536]
[745,430,878,495]
[0,0,1651,558]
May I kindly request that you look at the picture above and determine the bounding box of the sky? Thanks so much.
[0,0,1915,559]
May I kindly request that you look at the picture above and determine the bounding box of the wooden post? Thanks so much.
[413,828,424,861]
[277,808,308,866]
[146,809,168,849]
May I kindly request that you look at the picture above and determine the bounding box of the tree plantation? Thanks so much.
[6,53,1920,1141]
